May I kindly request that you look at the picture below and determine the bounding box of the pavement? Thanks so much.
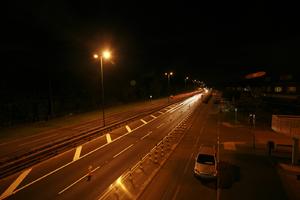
[222,114,300,200]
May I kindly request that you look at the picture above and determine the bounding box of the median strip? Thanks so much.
[113,144,134,158]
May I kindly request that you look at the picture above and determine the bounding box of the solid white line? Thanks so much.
[140,119,147,124]
[125,125,132,133]
[150,114,157,119]
[184,153,194,175]
[73,146,82,161]
[113,144,134,158]
[106,134,112,143]
[172,185,181,200]
[0,168,32,199]
[58,166,100,194]
[141,132,151,140]
[157,123,165,129]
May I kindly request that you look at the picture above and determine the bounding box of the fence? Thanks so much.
[272,115,300,138]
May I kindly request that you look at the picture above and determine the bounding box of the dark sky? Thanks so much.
[1,1,300,89]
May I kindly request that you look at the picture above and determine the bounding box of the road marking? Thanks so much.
[125,125,132,133]
[158,111,164,114]
[9,100,191,197]
[172,185,181,200]
[58,166,100,194]
[0,168,32,199]
[184,153,194,175]
[140,119,147,124]
[141,132,152,140]
[156,123,165,129]
[113,144,134,158]
[223,142,236,150]
[150,114,157,119]
[106,134,112,143]
[73,146,82,161]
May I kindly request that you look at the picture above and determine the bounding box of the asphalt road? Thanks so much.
[138,96,288,200]
[0,93,203,199]
[0,92,197,164]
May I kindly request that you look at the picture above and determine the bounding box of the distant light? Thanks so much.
[186,77,189,80]
[102,50,111,59]
[170,72,173,76]
[93,54,99,59]
[165,72,168,76]
[245,71,266,79]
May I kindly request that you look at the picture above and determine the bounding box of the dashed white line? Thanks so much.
[73,146,82,161]
[141,131,152,140]
[58,166,100,194]
[150,114,157,119]
[106,134,112,143]
[140,119,147,124]
[172,185,181,200]
[156,123,165,129]
[113,144,134,158]
[158,111,164,114]
[0,168,32,199]
[125,125,132,133]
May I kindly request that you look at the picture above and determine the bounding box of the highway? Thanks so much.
[0,93,203,199]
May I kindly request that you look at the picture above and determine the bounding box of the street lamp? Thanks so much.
[185,76,189,89]
[93,50,111,127]
[165,72,173,102]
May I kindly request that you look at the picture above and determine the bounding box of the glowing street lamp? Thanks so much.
[93,50,112,127]
[185,76,189,89]
[165,72,174,102]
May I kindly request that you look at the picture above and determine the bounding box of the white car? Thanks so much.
[194,145,217,179]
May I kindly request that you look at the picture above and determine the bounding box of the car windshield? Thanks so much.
[197,154,215,165]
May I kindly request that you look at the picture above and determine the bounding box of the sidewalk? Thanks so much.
[222,116,300,200]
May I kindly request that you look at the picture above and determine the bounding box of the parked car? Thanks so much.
[194,145,217,179]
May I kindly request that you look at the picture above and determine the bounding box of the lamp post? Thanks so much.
[93,50,111,127]
[185,76,189,89]
[165,72,173,103]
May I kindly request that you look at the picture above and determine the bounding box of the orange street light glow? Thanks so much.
[102,50,111,59]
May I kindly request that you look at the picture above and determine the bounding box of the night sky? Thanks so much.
[1,1,300,121]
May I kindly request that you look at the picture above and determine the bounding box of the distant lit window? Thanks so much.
[287,86,297,93]
[274,86,283,93]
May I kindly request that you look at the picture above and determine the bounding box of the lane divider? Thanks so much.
[106,134,112,143]
[156,123,165,129]
[0,168,32,200]
[125,125,132,133]
[73,146,82,161]
[158,111,164,114]
[140,131,152,140]
[58,166,100,195]
[113,144,134,158]
[140,119,147,124]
